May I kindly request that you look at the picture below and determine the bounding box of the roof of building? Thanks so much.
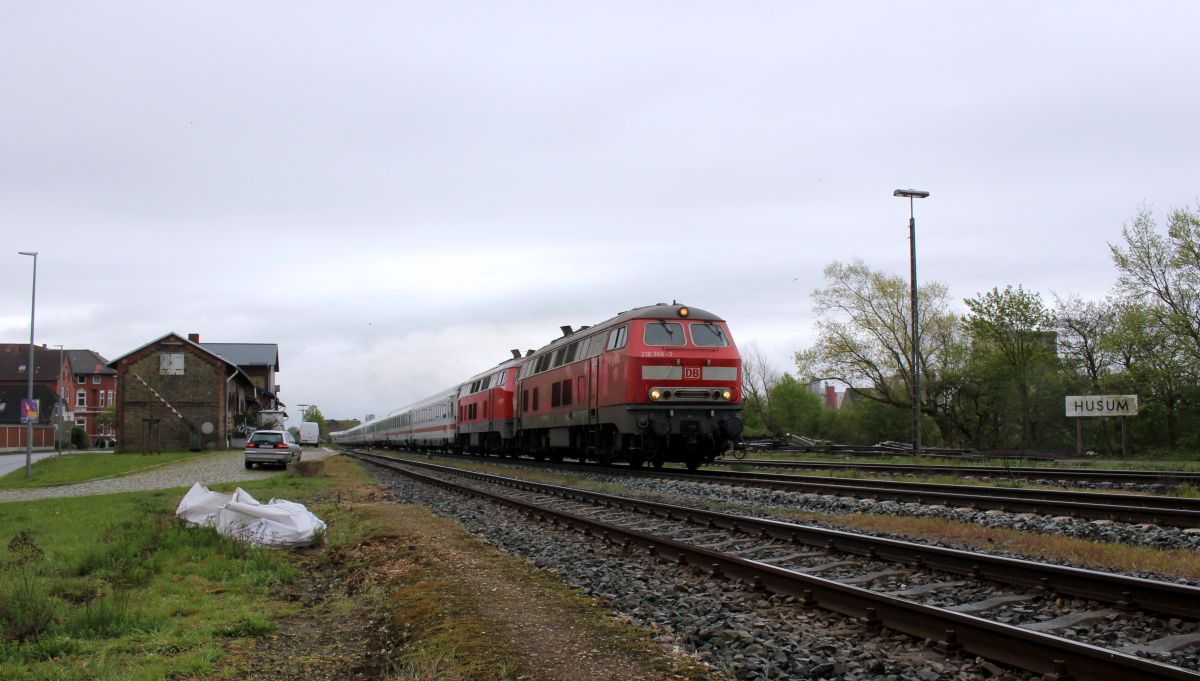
[66,349,116,376]
[199,343,280,371]
[0,384,62,425]
[0,344,63,382]
[107,333,284,408]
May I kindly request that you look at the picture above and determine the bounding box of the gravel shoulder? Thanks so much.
[0,447,336,503]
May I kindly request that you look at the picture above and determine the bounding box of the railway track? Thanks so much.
[387,449,1200,528]
[726,458,1200,487]
[349,450,1200,680]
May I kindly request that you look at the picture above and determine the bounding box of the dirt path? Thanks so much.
[217,474,709,681]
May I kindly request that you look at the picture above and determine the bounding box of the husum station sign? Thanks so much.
[1065,395,1138,417]
[1066,395,1138,455]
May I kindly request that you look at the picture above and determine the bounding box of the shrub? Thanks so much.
[70,427,89,450]
[1,532,56,642]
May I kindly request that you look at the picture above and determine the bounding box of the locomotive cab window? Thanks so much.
[644,322,685,346]
[690,322,729,347]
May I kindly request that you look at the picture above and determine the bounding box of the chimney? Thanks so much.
[560,325,574,336]
[510,349,521,359]
[825,384,837,409]
[188,333,200,343]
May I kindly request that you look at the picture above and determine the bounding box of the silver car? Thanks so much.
[244,430,302,469]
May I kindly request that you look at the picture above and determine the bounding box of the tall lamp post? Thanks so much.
[19,251,39,477]
[892,190,929,456]
[297,404,310,428]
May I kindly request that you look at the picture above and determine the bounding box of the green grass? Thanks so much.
[0,451,210,489]
[0,473,333,681]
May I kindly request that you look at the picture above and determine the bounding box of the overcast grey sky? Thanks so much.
[3,2,1198,426]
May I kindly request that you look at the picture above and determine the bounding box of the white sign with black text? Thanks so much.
[1065,395,1138,418]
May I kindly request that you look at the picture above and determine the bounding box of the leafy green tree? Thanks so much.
[1110,205,1200,363]
[963,285,1062,449]
[764,375,826,439]
[301,405,328,439]
[795,259,964,444]
[1102,302,1197,450]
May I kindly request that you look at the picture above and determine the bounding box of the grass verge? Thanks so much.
[2,455,710,681]
[0,451,209,489]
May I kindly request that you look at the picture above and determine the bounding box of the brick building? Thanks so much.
[64,349,118,442]
[109,333,277,453]
[0,343,70,449]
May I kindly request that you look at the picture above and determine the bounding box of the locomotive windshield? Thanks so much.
[690,322,729,347]
[644,321,686,346]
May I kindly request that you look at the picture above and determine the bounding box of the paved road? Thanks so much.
[0,447,339,504]
[0,451,60,478]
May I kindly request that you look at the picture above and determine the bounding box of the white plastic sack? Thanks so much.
[216,493,326,548]
[175,482,233,527]
[175,482,326,548]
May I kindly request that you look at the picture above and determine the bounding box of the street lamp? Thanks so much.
[18,251,38,477]
[892,190,929,456]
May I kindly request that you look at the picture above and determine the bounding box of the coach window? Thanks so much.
[644,321,685,346]
[533,388,539,411]
[564,342,578,364]
[482,376,491,390]
[551,382,561,407]
[497,371,506,386]
[523,389,529,412]
[561,379,572,406]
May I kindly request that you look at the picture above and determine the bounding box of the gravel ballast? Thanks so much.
[365,462,1035,681]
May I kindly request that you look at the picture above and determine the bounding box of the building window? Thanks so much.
[99,391,106,407]
[75,418,86,427]
[93,375,101,384]
[160,352,185,375]
[77,374,86,384]
[76,391,86,408]
[108,390,114,404]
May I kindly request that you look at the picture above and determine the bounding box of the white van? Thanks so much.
[299,421,320,447]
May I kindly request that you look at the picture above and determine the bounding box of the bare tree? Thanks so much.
[1053,294,1117,389]
[740,341,782,433]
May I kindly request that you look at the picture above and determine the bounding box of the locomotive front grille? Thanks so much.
[647,386,734,402]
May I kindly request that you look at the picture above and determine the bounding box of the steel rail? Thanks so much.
[607,466,1200,527]
[361,452,1200,619]
[728,459,1200,485]
[350,451,1200,681]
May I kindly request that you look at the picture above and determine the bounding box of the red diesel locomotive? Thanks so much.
[331,303,743,469]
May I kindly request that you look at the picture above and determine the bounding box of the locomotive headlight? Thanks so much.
[678,307,690,317]
[650,388,663,400]
[721,389,732,400]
